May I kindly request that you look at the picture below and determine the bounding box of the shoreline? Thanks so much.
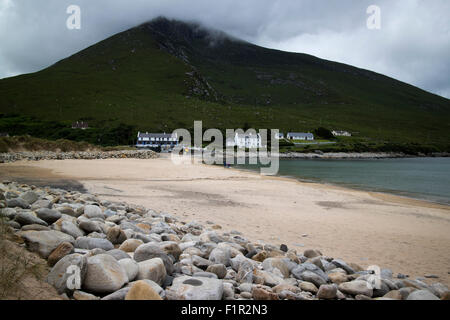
[1,157,449,286]
[230,165,450,209]
[1,150,449,164]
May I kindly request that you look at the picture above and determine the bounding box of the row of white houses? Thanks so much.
[136,130,350,150]
[136,132,178,149]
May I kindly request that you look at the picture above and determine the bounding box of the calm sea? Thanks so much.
[234,157,450,205]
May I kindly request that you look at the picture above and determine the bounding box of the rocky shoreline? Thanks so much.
[1,181,448,300]
[0,150,158,163]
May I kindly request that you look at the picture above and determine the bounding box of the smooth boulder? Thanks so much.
[75,237,114,251]
[136,258,167,286]
[125,280,162,300]
[19,230,74,258]
[166,276,223,300]
[47,253,88,294]
[83,254,128,293]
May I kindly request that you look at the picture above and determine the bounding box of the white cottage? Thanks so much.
[287,132,314,141]
[332,130,352,137]
[226,132,263,148]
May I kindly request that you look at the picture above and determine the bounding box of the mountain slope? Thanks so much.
[0,17,449,149]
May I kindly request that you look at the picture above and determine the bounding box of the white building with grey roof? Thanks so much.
[226,132,263,149]
[286,132,314,141]
[136,132,178,149]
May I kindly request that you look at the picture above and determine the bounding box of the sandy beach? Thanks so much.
[1,156,449,286]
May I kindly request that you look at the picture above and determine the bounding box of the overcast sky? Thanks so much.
[1,0,449,98]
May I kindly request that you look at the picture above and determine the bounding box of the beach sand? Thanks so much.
[1,156,449,286]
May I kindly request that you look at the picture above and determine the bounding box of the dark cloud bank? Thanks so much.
[0,0,449,98]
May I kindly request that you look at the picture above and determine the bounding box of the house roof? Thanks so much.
[287,132,314,138]
[137,132,176,138]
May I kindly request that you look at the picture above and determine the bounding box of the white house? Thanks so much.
[275,132,284,140]
[136,132,178,149]
[226,132,263,148]
[287,132,314,141]
[332,130,351,137]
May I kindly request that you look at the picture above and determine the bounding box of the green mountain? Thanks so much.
[1,17,449,151]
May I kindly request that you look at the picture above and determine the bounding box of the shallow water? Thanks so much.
[235,157,450,205]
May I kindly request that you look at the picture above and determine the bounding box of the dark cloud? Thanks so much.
[0,0,449,98]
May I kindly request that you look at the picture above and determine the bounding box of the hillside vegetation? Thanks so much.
[0,17,449,152]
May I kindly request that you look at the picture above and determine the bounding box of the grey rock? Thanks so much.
[7,220,21,229]
[238,283,253,293]
[166,276,223,300]
[120,221,148,234]
[83,254,128,293]
[292,262,329,283]
[136,258,167,286]
[262,258,290,278]
[373,280,391,297]
[15,212,48,226]
[134,242,174,274]
[1,207,16,219]
[84,205,105,219]
[31,199,52,210]
[7,198,30,209]
[56,206,79,217]
[209,247,231,266]
[206,264,228,279]
[429,282,449,298]
[5,191,19,199]
[119,258,139,282]
[21,224,50,231]
[298,270,327,287]
[47,253,88,294]
[19,230,75,258]
[338,280,373,297]
[75,236,114,251]
[106,215,124,224]
[35,208,61,224]
[317,284,338,299]
[60,221,84,239]
[78,220,102,233]
[192,255,212,269]
[331,259,355,274]
[106,249,130,261]
[406,290,439,300]
[20,191,39,205]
